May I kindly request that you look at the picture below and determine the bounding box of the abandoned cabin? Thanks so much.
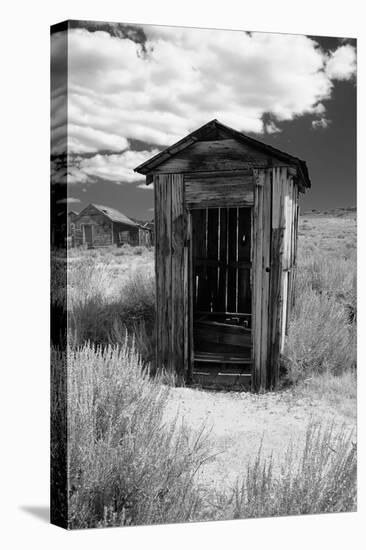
[71,203,152,248]
[134,119,310,392]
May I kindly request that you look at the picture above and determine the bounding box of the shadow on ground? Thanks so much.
[20,506,49,523]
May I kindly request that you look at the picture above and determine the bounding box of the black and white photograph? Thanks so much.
[49,18,357,531]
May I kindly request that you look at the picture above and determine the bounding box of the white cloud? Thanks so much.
[264,121,281,134]
[50,27,356,184]
[137,182,154,190]
[311,117,331,129]
[325,45,356,80]
[56,197,81,204]
[67,124,129,153]
[74,149,159,184]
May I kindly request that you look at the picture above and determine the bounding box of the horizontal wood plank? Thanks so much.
[154,138,274,173]
[185,177,254,208]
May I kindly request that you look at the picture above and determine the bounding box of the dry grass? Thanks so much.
[65,341,211,529]
[283,213,356,383]
[290,370,357,420]
[224,422,356,520]
[67,248,155,364]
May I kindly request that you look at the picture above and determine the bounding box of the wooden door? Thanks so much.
[83,224,93,245]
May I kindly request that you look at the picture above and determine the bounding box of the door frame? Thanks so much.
[82,223,93,246]
[186,204,254,380]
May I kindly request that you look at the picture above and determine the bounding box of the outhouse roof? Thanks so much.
[134,119,311,188]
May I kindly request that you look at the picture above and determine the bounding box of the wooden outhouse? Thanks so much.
[134,120,310,391]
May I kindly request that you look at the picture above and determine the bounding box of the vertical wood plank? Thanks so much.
[154,175,165,371]
[280,169,290,349]
[291,189,300,310]
[268,167,285,388]
[185,210,192,381]
[285,178,293,334]
[155,173,188,380]
[281,273,288,350]
[228,207,237,312]
[238,207,252,314]
[171,174,185,379]
[252,169,264,391]
[260,169,272,389]
[192,209,208,311]
[207,208,219,311]
[217,207,227,311]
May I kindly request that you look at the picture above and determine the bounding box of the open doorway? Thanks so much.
[191,207,252,371]
[83,224,93,247]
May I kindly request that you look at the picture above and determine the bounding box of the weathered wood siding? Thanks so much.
[72,204,141,247]
[152,138,288,174]
[251,167,299,390]
[281,172,299,343]
[74,205,113,247]
[252,169,271,391]
[138,228,152,247]
[151,137,301,390]
[268,167,286,388]
[114,224,139,246]
[185,172,254,208]
[154,173,189,379]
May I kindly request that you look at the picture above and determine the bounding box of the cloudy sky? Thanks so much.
[51,21,356,220]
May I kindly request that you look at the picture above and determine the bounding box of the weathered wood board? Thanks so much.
[185,173,254,208]
[154,173,189,380]
[153,138,278,174]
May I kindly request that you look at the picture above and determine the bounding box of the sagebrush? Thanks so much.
[66,341,211,528]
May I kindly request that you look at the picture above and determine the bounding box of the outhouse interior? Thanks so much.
[135,119,310,391]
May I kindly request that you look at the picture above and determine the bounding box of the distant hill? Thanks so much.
[302,207,356,217]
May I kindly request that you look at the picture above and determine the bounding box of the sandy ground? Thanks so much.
[164,386,355,492]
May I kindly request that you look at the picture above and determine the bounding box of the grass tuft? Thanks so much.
[226,422,356,519]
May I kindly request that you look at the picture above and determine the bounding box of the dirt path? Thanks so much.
[164,386,355,492]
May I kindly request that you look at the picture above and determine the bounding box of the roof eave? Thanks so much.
[134,119,311,188]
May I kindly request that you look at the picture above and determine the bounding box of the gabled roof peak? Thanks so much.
[134,119,310,188]
[76,203,137,227]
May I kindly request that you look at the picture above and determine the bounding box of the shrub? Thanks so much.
[226,422,356,519]
[284,236,356,383]
[66,342,210,529]
[67,261,156,364]
[283,287,356,383]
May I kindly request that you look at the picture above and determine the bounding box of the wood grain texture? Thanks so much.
[260,169,272,390]
[153,138,275,174]
[252,169,265,391]
[185,212,192,381]
[267,167,286,388]
[171,174,186,378]
[154,175,170,372]
[155,173,190,380]
[185,177,254,208]
[184,169,252,181]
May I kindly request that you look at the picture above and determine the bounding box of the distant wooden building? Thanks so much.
[72,203,149,248]
[139,221,155,246]
[135,119,310,391]
[67,210,78,245]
